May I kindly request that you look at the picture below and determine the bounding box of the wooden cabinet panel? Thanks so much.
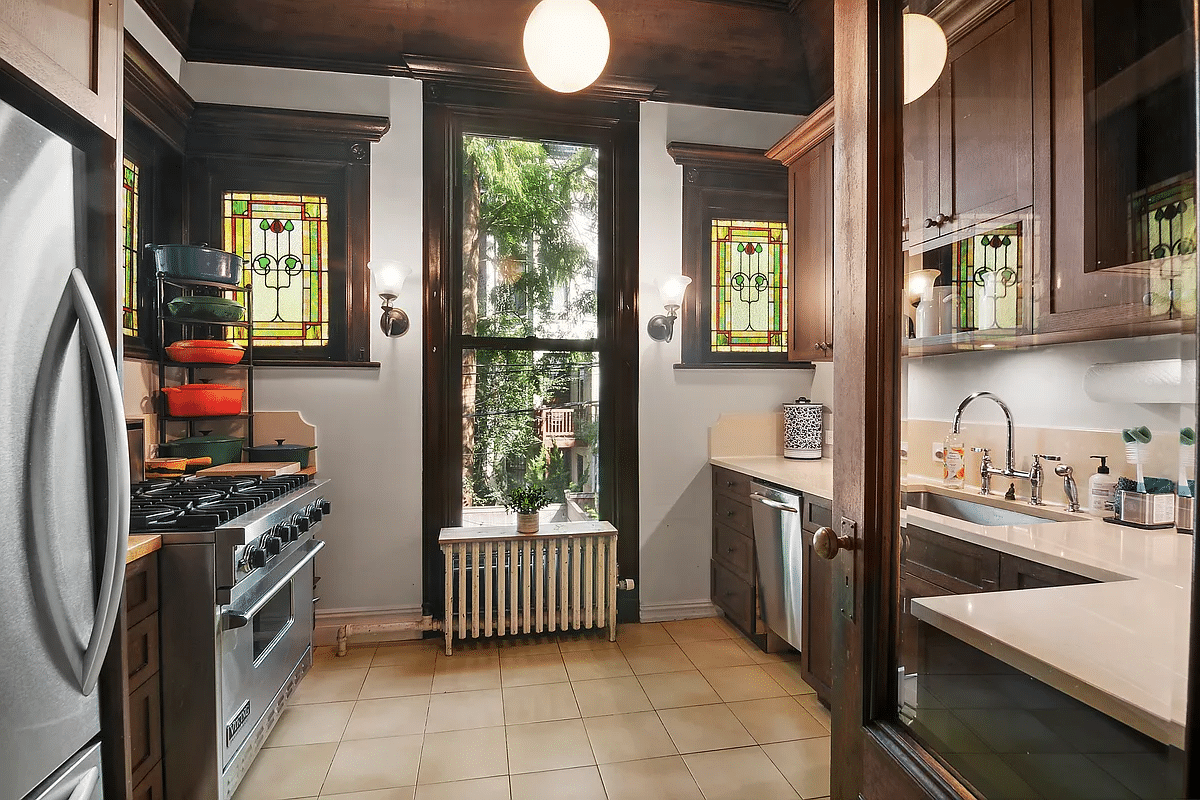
[0,0,121,137]
[125,554,159,627]
[126,612,160,693]
[801,493,834,533]
[801,526,833,703]
[902,526,1000,593]
[713,522,755,584]
[899,569,956,676]
[131,762,164,800]
[127,670,163,788]
[712,465,753,502]
[713,491,753,537]
[941,0,1033,233]
[903,84,943,246]
[788,135,834,362]
[999,554,1095,590]
[712,559,756,635]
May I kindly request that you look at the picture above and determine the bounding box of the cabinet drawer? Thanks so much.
[711,559,755,634]
[712,466,753,501]
[903,526,1000,593]
[713,492,753,536]
[126,612,160,692]
[128,674,162,788]
[802,496,833,533]
[131,761,164,800]
[713,522,755,583]
[125,555,159,627]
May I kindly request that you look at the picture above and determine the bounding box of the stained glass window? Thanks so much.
[710,219,788,353]
[953,223,1023,331]
[223,192,330,347]
[121,158,140,338]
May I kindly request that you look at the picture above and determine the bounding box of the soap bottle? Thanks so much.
[1088,455,1118,513]
[943,430,965,489]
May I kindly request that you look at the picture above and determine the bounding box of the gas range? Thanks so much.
[150,473,333,800]
[131,474,330,603]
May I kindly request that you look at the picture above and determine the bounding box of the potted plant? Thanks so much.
[505,485,551,534]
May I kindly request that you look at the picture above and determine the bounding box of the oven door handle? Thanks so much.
[224,539,325,630]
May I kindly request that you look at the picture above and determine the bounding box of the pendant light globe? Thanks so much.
[524,0,610,93]
[903,13,948,105]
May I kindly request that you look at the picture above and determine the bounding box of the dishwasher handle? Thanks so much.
[750,493,799,514]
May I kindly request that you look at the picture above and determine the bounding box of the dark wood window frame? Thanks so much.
[122,34,192,361]
[667,143,797,367]
[186,104,389,367]
[422,84,641,621]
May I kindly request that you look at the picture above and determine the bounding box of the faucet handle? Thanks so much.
[1034,454,1061,462]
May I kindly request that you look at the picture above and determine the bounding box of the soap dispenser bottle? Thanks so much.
[943,430,966,489]
[1089,455,1118,512]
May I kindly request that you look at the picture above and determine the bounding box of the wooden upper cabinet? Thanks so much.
[768,100,835,362]
[0,0,121,138]
[906,0,1034,245]
[1043,0,1195,333]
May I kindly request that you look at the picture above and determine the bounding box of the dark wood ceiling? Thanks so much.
[135,0,833,115]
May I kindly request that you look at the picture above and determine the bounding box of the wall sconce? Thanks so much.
[647,275,691,342]
[369,260,412,337]
[903,14,948,105]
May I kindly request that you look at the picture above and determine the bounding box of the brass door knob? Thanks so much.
[814,526,853,560]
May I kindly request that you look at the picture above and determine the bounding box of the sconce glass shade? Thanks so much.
[906,268,942,307]
[903,13,948,105]
[523,0,610,93]
[369,259,411,299]
[658,274,692,310]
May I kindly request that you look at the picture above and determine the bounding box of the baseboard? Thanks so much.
[638,599,720,623]
[314,605,426,647]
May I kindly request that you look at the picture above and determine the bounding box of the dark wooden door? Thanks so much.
[801,526,834,701]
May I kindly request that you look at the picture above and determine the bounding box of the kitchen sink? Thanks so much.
[905,491,1058,526]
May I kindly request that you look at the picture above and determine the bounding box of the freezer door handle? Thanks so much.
[749,493,799,514]
[66,766,99,800]
[29,269,130,696]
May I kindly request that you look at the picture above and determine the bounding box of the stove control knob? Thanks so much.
[309,501,324,523]
[263,534,282,556]
[319,499,332,516]
[296,515,311,533]
[280,523,299,542]
[246,545,267,569]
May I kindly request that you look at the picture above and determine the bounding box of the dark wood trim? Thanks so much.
[422,88,641,621]
[406,55,657,104]
[931,0,1012,43]
[131,0,193,56]
[123,34,194,152]
[186,104,385,364]
[255,360,382,369]
[672,362,815,370]
[460,336,601,353]
[766,98,835,167]
[1184,5,1200,794]
[668,143,789,366]
[862,724,974,800]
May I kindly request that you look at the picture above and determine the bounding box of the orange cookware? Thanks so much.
[161,383,244,417]
[166,339,245,365]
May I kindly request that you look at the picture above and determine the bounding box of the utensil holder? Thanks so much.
[1118,490,1175,529]
[1177,495,1195,533]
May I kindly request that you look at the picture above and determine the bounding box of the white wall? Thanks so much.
[127,29,829,618]
[637,102,832,617]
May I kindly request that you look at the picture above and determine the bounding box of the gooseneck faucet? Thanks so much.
[952,392,1062,505]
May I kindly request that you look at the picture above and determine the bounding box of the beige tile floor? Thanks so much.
[234,618,831,800]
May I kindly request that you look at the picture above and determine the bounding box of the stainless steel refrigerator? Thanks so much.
[0,97,129,800]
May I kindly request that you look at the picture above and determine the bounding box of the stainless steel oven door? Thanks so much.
[219,538,324,764]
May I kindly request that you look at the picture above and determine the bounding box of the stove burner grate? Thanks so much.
[129,474,310,532]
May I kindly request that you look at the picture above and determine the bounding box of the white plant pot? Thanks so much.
[517,513,540,534]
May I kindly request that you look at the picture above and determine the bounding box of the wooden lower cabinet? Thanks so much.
[710,466,767,647]
[801,526,833,703]
[103,554,165,800]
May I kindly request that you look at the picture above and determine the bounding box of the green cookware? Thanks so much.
[165,295,246,323]
[245,439,317,469]
[158,433,245,465]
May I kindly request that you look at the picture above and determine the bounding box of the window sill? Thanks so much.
[673,362,816,370]
[255,360,382,369]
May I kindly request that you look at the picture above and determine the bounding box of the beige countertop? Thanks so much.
[709,456,834,501]
[711,455,1192,748]
[126,534,161,564]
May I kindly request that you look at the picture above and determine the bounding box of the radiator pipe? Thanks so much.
[335,616,443,656]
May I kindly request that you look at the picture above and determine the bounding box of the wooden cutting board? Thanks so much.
[197,461,300,477]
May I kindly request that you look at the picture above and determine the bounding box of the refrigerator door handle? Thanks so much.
[29,269,130,696]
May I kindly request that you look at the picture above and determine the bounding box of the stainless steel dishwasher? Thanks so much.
[749,481,804,651]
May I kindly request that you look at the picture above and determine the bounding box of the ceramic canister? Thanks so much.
[784,398,824,460]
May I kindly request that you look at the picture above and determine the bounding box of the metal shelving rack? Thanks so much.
[156,273,255,450]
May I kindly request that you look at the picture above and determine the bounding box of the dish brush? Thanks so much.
[1123,427,1151,494]
[1181,427,1196,498]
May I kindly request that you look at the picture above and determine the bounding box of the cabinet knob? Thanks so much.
[726,510,735,517]
[814,526,854,560]
[936,213,952,226]
[815,342,825,352]
[923,217,937,229]
[726,480,736,487]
